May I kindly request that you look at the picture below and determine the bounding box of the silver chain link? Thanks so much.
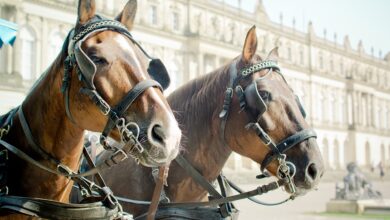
[241,60,279,76]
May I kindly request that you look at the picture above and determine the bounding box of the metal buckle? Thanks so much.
[261,132,272,145]
[0,125,10,140]
[57,163,73,177]
[101,102,111,115]
[113,147,129,163]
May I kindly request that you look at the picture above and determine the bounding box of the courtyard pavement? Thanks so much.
[224,170,390,220]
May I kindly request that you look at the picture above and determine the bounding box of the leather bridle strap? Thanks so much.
[100,79,162,140]
[146,165,169,220]
[174,155,237,217]
[18,106,60,165]
[175,155,223,199]
[253,126,317,172]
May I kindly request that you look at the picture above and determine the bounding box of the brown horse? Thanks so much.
[0,0,180,219]
[100,27,325,218]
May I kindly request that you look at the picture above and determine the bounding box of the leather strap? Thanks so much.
[146,166,169,220]
[175,155,223,199]
[260,129,317,171]
[101,79,162,139]
[82,147,106,187]
[18,106,60,165]
[0,195,121,220]
[160,179,284,208]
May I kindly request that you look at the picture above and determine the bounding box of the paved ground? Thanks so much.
[232,181,390,220]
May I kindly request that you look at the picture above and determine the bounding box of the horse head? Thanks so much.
[223,26,324,196]
[65,0,181,167]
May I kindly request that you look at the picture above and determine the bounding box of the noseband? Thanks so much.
[219,59,317,194]
[61,17,170,160]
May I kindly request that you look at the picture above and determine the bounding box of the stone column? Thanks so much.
[40,18,48,75]
[352,91,358,126]
[12,8,22,76]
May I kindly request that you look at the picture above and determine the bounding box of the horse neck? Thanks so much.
[23,55,84,167]
[7,53,84,200]
[166,65,233,199]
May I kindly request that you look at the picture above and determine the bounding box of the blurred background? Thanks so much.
[0,0,389,219]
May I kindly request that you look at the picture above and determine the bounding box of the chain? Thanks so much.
[241,60,279,76]
[73,20,128,42]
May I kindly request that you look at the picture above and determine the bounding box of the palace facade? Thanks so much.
[1,0,390,171]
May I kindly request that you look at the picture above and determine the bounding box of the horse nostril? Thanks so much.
[151,124,165,145]
[306,163,318,181]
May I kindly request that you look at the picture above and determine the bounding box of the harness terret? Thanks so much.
[0,16,171,219]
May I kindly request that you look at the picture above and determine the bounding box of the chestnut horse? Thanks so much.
[0,0,181,219]
[100,27,325,218]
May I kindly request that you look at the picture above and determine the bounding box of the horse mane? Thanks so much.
[167,62,232,141]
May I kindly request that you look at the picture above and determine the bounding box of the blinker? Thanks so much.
[148,59,170,90]
[244,82,267,115]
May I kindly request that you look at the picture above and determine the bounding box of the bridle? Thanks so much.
[112,59,319,219]
[0,16,171,219]
[62,17,170,161]
[219,58,317,195]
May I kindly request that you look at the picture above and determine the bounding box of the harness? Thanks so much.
[114,59,318,220]
[0,16,170,219]
[219,58,316,185]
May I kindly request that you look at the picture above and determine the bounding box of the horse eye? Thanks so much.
[90,55,107,65]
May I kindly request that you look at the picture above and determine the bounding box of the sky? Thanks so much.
[225,0,390,58]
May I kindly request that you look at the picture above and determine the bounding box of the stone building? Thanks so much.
[1,0,389,171]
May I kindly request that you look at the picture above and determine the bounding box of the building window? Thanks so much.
[299,49,304,65]
[287,47,292,61]
[172,12,180,31]
[20,27,36,80]
[48,32,64,63]
[330,59,334,72]
[149,5,158,25]
[319,53,324,69]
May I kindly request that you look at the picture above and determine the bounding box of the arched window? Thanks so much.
[322,138,329,168]
[48,31,64,63]
[165,59,181,94]
[149,5,158,25]
[20,27,36,80]
[171,11,180,31]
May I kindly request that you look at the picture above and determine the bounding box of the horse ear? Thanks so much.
[266,47,279,61]
[115,0,137,30]
[242,25,258,63]
[76,0,96,28]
